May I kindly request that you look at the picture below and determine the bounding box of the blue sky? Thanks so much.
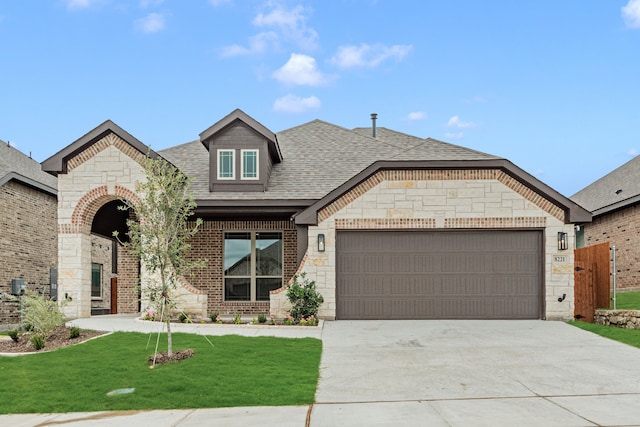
[1,1,639,197]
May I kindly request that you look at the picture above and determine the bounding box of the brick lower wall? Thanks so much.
[117,244,139,313]
[0,181,57,326]
[584,206,640,290]
[186,220,297,317]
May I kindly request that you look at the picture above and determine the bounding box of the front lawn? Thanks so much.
[611,291,640,310]
[0,332,321,414]
[569,321,640,349]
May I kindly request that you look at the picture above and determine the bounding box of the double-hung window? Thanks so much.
[223,232,283,301]
[241,149,258,180]
[217,149,235,180]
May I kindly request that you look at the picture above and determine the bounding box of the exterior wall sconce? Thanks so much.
[558,232,568,251]
[318,234,325,252]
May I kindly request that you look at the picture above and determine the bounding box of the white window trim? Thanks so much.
[217,149,235,180]
[241,149,259,180]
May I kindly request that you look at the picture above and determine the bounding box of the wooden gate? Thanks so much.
[574,242,610,322]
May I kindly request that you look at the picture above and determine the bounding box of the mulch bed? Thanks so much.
[148,348,196,365]
[0,327,108,354]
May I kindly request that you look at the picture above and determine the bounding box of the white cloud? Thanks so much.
[221,31,278,57]
[65,0,93,9]
[253,4,318,51]
[134,12,165,33]
[447,115,475,129]
[627,148,638,157]
[272,53,334,86]
[444,132,464,140]
[330,43,412,69]
[622,0,640,29]
[407,111,426,121]
[273,94,321,113]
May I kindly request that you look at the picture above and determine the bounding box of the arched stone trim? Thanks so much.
[70,185,142,231]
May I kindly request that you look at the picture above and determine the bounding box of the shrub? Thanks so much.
[30,334,46,350]
[233,312,242,325]
[178,312,192,323]
[22,291,66,337]
[69,326,81,339]
[286,273,324,321]
[299,315,317,326]
[8,330,19,343]
[258,313,267,324]
[142,311,156,321]
[251,317,259,325]
[283,314,295,325]
[209,312,219,323]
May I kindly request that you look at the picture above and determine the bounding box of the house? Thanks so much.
[572,156,640,292]
[41,109,590,321]
[0,141,58,327]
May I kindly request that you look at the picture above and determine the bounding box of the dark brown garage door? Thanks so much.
[336,230,542,320]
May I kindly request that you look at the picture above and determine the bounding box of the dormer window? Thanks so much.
[242,149,258,180]
[217,149,235,180]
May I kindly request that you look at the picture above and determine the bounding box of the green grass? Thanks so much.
[611,292,640,310]
[569,321,640,349]
[0,332,322,414]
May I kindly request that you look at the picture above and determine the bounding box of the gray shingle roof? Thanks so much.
[159,120,500,201]
[571,155,640,216]
[0,140,57,194]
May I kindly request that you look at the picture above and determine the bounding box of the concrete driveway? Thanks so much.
[311,320,640,426]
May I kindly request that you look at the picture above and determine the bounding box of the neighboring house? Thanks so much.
[41,109,590,321]
[572,156,640,292]
[0,141,58,326]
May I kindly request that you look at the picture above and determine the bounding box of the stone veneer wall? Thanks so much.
[0,181,57,327]
[271,169,575,321]
[57,132,206,318]
[584,205,640,291]
[186,220,297,317]
[594,309,640,329]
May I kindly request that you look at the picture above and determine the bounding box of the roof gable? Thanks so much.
[41,120,162,175]
[199,108,283,164]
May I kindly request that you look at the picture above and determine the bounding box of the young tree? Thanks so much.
[115,157,203,357]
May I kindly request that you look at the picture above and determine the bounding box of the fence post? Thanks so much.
[611,245,617,310]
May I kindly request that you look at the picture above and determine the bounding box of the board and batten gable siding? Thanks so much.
[271,169,575,320]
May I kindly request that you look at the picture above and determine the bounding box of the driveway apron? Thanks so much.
[312,320,640,426]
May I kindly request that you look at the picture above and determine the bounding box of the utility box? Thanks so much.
[50,267,58,301]
[11,279,26,296]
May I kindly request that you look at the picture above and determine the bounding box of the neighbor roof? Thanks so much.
[0,140,57,195]
[571,155,640,217]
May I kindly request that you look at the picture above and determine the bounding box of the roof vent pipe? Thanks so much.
[371,113,377,138]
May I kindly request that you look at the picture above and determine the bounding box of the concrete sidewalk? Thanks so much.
[4,317,640,426]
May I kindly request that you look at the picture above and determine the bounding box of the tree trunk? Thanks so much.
[165,299,173,357]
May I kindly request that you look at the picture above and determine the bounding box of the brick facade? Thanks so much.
[584,205,640,291]
[186,220,297,317]
[0,181,57,326]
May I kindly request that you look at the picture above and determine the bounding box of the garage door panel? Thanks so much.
[336,230,542,320]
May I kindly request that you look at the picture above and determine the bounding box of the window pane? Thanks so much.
[256,232,282,276]
[91,263,101,298]
[225,278,251,301]
[218,150,234,178]
[224,232,251,276]
[242,151,257,179]
[256,278,283,301]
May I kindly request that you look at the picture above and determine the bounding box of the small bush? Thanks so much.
[8,330,19,343]
[286,273,324,321]
[209,312,219,323]
[22,291,66,336]
[258,313,267,324]
[142,311,156,321]
[283,314,295,325]
[251,317,259,325]
[178,312,192,323]
[233,312,242,324]
[69,327,81,339]
[30,334,46,350]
